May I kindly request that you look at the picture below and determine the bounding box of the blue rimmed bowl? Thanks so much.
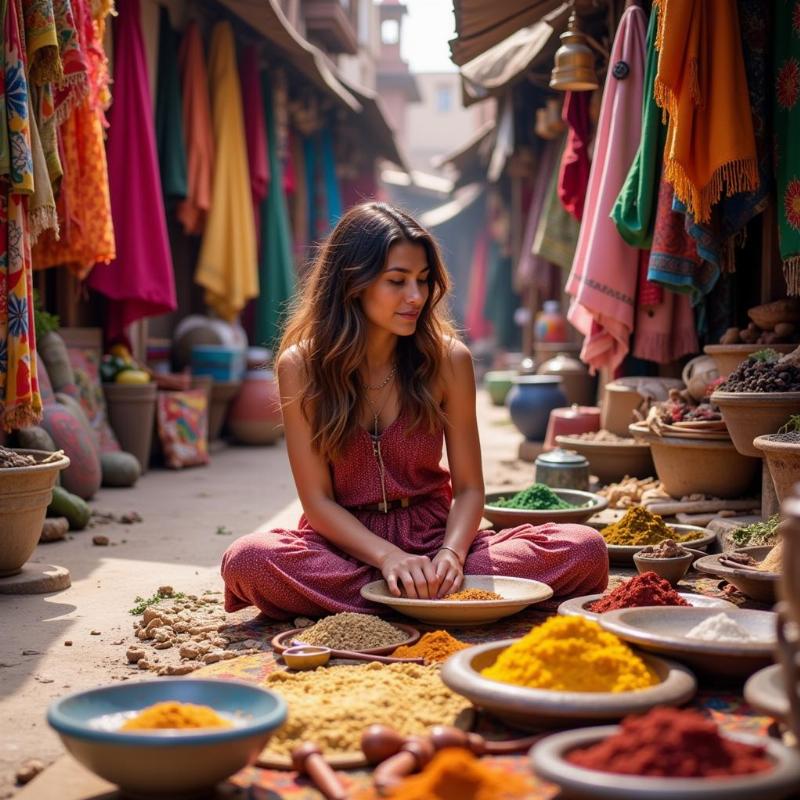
[47,678,287,798]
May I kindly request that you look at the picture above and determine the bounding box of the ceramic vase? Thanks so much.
[506,376,567,442]
[227,369,282,446]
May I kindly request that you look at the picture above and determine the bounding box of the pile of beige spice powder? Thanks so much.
[262,662,470,758]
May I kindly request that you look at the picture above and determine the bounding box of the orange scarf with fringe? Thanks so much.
[652,0,757,223]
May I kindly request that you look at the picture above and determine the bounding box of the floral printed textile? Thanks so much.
[774,0,800,295]
[1,0,41,429]
[23,0,60,85]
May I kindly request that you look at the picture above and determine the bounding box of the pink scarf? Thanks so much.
[566,6,647,373]
[240,45,269,238]
[87,0,176,341]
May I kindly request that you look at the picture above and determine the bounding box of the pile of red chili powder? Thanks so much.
[588,571,690,613]
[567,707,772,777]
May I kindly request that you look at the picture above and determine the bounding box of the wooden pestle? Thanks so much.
[290,742,349,800]
[290,640,424,665]
[364,724,546,794]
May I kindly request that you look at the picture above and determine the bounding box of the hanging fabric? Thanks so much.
[87,0,176,341]
[532,135,580,271]
[566,4,647,374]
[464,227,492,341]
[652,0,758,224]
[195,21,258,322]
[289,129,309,262]
[557,90,592,221]
[611,6,664,249]
[320,128,342,228]
[32,0,115,277]
[155,6,187,202]
[632,286,698,364]
[1,0,42,429]
[240,45,269,241]
[176,20,214,236]
[773,0,800,295]
[515,137,559,293]
[254,71,296,349]
[303,134,321,243]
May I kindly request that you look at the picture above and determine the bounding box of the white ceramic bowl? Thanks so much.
[557,593,737,623]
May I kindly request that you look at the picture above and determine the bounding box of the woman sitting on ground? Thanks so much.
[221,202,608,618]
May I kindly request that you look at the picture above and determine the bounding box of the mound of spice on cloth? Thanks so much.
[388,748,531,800]
[120,702,231,730]
[638,539,691,558]
[481,616,658,692]
[491,483,576,510]
[600,506,700,546]
[442,589,503,601]
[566,707,772,777]
[262,663,469,758]
[589,572,690,613]
[392,631,470,663]
[295,612,407,650]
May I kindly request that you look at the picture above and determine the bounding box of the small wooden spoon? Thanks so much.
[289,640,424,665]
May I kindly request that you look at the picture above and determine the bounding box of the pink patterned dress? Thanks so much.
[221,410,609,619]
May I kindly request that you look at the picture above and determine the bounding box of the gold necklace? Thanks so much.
[362,365,397,392]
[363,376,395,514]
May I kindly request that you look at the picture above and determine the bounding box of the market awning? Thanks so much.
[218,0,361,112]
[419,183,484,228]
[432,119,495,176]
[449,0,565,66]
[340,80,411,171]
[459,4,569,106]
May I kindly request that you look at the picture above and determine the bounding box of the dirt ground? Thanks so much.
[0,390,529,798]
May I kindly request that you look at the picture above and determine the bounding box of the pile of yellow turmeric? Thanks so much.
[481,616,658,692]
[120,701,232,730]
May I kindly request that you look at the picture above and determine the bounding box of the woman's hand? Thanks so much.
[380,550,440,598]
[432,548,464,598]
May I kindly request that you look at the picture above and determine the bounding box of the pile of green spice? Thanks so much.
[295,612,407,650]
[492,483,576,510]
[730,514,781,548]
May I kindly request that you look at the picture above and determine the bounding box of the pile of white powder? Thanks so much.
[685,613,760,642]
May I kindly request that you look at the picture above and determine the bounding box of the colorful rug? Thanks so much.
[197,570,780,799]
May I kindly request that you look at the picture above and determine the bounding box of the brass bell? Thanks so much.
[549,11,599,92]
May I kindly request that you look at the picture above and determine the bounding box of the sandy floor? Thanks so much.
[0,390,529,797]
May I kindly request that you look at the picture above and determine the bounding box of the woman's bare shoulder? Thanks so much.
[277,344,310,390]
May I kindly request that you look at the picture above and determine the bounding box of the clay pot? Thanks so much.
[544,405,600,450]
[629,424,759,499]
[103,383,157,473]
[227,369,282,446]
[710,390,800,457]
[533,341,580,368]
[703,344,797,377]
[484,371,516,407]
[208,380,241,441]
[537,353,596,406]
[753,434,800,502]
[601,383,644,437]
[0,449,70,576]
[507,376,567,442]
[554,434,655,485]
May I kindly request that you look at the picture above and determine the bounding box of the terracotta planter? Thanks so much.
[0,450,70,576]
[703,344,796,377]
[601,383,643,437]
[555,434,654,484]
[228,370,282,446]
[710,390,800,457]
[753,434,800,502]
[629,424,759,499]
[103,383,157,472]
[544,406,600,451]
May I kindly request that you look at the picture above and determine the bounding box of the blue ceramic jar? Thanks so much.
[506,375,567,442]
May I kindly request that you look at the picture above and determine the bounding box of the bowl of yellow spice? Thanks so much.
[47,678,287,797]
[594,506,716,564]
[440,616,696,731]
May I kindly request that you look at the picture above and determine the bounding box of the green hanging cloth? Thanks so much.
[611,6,666,249]
[482,241,521,350]
[255,73,296,349]
[774,1,800,295]
[155,7,187,201]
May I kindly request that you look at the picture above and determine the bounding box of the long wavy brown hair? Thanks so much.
[278,202,457,462]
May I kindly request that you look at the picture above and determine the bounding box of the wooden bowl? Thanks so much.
[598,606,777,678]
[439,641,696,730]
[530,725,800,800]
[483,489,607,528]
[555,435,654,484]
[557,593,737,623]
[270,623,420,656]
[693,546,779,603]
[629,424,759,498]
[360,575,553,626]
[633,551,695,585]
